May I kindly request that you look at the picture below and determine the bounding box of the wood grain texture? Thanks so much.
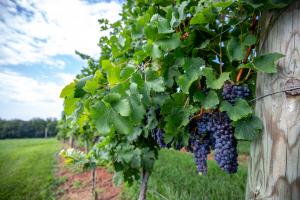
[245,1,300,200]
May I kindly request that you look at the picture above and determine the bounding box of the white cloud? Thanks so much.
[56,72,75,84]
[44,60,66,69]
[0,70,74,119]
[0,0,122,66]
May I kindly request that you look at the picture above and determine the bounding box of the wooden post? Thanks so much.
[92,168,98,200]
[69,136,74,148]
[138,168,150,200]
[44,127,48,138]
[246,1,300,200]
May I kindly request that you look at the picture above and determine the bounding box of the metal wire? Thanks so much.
[249,86,300,103]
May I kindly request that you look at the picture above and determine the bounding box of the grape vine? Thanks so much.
[59,0,294,199]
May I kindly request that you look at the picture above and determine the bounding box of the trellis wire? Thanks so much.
[249,86,300,103]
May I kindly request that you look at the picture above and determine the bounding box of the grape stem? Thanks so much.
[236,14,258,83]
[190,108,204,121]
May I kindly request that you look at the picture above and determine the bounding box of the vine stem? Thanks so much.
[236,14,258,82]
[244,69,252,81]
[236,68,244,82]
[138,168,150,200]
[190,108,204,121]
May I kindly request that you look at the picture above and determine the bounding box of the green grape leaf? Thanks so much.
[153,0,173,6]
[213,0,233,9]
[91,102,112,135]
[103,93,121,103]
[130,150,142,169]
[203,69,230,89]
[251,53,284,73]
[101,60,121,86]
[157,34,181,51]
[193,91,205,102]
[60,82,75,98]
[190,11,210,25]
[243,0,294,9]
[113,171,124,186]
[112,99,131,117]
[64,97,79,116]
[157,17,173,34]
[177,1,188,21]
[220,99,252,121]
[128,83,146,124]
[177,57,205,94]
[146,77,165,92]
[83,79,98,94]
[235,116,263,140]
[243,34,257,46]
[227,37,245,62]
[151,43,162,59]
[161,93,196,135]
[191,6,216,25]
[141,148,156,172]
[201,90,219,109]
[74,75,93,98]
[112,111,133,135]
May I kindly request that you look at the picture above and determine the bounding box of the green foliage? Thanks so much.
[59,0,293,188]
[243,0,294,9]
[0,138,59,200]
[235,116,263,140]
[121,149,248,200]
[250,53,285,73]
[0,118,58,139]
[220,99,253,121]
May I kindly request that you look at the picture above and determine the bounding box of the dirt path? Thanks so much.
[56,157,121,200]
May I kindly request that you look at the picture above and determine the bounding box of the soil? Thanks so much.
[56,157,121,200]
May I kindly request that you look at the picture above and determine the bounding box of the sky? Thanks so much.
[0,0,123,120]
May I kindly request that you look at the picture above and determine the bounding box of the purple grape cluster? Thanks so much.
[213,112,238,173]
[189,112,238,174]
[197,113,214,134]
[152,128,166,148]
[222,84,250,104]
[192,137,210,175]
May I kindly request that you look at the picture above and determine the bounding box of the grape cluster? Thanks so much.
[151,128,166,148]
[222,84,250,104]
[213,112,238,173]
[192,137,210,175]
[189,112,238,174]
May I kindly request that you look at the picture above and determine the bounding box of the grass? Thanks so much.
[237,141,251,155]
[0,138,60,200]
[122,144,249,200]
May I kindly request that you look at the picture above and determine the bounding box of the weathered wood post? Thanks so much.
[246,1,300,199]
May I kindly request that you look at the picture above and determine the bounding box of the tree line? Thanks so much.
[0,118,58,139]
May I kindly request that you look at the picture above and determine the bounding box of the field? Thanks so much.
[121,149,248,200]
[0,138,60,200]
[0,138,250,200]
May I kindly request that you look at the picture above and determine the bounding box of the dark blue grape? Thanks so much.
[192,137,210,175]
[212,112,238,173]
[189,111,238,174]
[222,84,250,104]
[196,113,214,135]
[152,128,166,148]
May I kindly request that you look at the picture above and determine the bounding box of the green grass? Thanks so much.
[237,141,251,155]
[0,138,60,200]
[122,149,248,200]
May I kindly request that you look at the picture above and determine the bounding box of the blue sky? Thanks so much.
[0,0,122,120]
